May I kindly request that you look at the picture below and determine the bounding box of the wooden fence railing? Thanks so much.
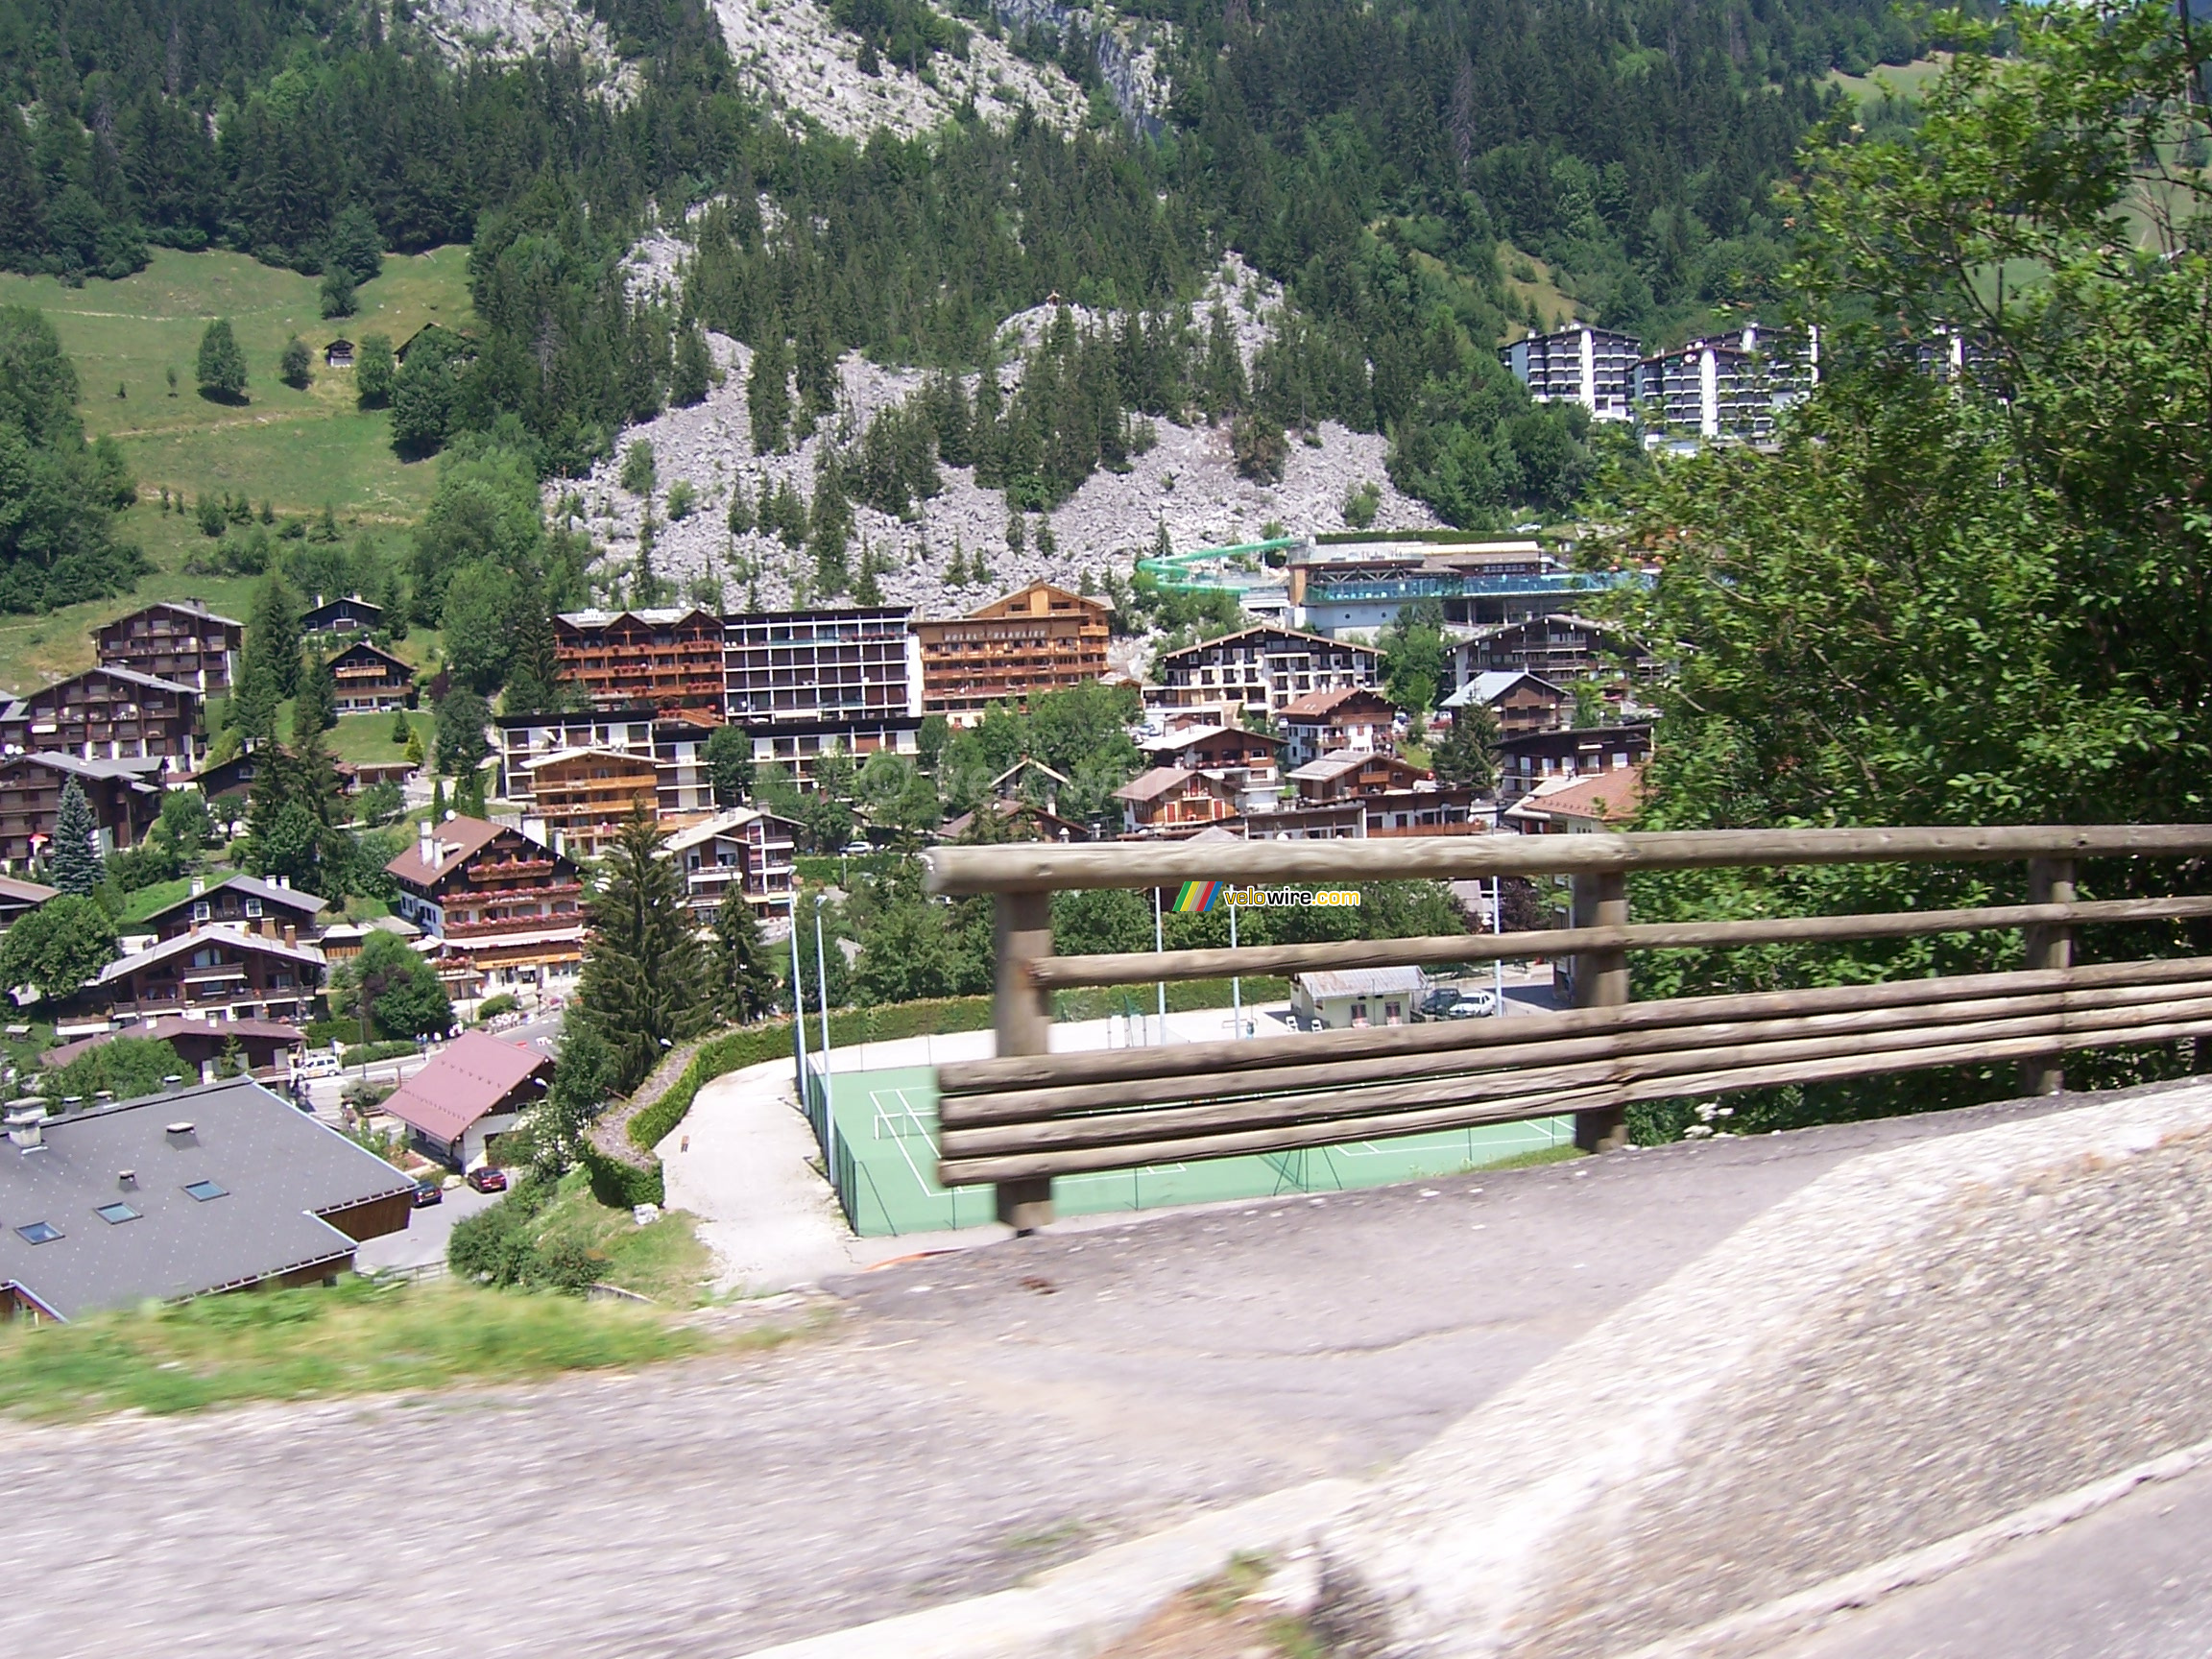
[920,827,2212,1230]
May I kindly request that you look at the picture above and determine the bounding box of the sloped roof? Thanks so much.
[1278,686,1396,721]
[138,874,327,928]
[1115,765,1216,804]
[0,1077,411,1321]
[378,1030,552,1144]
[43,1017,303,1069]
[384,816,509,886]
[1155,624,1379,661]
[1294,967,1426,999]
[1507,764,1647,827]
[95,925,326,985]
[1140,724,1285,753]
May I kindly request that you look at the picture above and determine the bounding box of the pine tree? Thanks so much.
[457,764,487,818]
[294,649,337,741]
[1433,702,1502,793]
[390,708,411,745]
[502,588,570,715]
[712,885,780,1022]
[48,781,104,897]
[670,325,712,407]
[431,777,447,820]
[1005,508,1025,557]
[748,333,791,454]
[576,809,710,1090]
[230,659,279,749]
[196,319,248,401]
[246,575,303,700]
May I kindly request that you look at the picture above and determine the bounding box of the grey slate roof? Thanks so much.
[0,1078,413,1320]
[135,873,328,929]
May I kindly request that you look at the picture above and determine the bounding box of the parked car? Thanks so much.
[465,1166,508,1193]
[411,1178,444,1208]
[1443,989,1500,1019]
[1418,987,1466,1020]
[291,1050,342,1081]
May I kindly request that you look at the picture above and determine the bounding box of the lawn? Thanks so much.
[1825,56,1951,105]
[329,709,434,765]
[530,1170,722,1306]
[0,1275,733,1421]
[0,247,469,693]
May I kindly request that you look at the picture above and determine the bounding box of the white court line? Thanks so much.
[865,1087,941,1195]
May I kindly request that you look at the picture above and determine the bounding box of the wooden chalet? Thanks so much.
[385,816,586,999]
[323,639,414,714]
[92,600,243,697]
[1,665,204,773]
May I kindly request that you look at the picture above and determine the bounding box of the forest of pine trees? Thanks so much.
[2,0,1955,526]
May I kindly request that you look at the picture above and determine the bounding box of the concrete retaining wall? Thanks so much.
[1311,1081,2212,1658]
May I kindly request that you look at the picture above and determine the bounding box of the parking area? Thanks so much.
[353,1179,508,1273]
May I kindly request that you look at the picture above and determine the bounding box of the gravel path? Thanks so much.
[0,1096,2091,1658]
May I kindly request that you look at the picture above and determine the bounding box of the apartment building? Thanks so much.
[1438,670,1570,736]
[557,607,727,719]
[0,753,163,863]
[1,665,204,773]
[1497,722,1652,805]
[1500,325,1644,421]
[723,608,924,785]
[137,874,327,942]
[91,600,242,697]
[495,708,714,820]
[1148,627,1380,718]
[1448,614,1656,685]
[92,925,325,1026]
[1638,323,1817,442]
[385,815,587,997]
[663,808,800,923]
[1276,687,1400,768]
[914,582,1111,721]
[518,749,661,857]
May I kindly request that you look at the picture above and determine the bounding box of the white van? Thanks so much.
[291,1050,343,1081]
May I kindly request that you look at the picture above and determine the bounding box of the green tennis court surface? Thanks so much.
[805,1062,1574,1237]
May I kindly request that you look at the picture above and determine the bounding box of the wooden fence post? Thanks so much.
[993,890,1056,1231]
[2021,855,2075,1095]
[1570,869,1631,1151]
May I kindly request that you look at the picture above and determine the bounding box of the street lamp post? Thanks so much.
[814,894,835,1182]
[786,892,805,1100]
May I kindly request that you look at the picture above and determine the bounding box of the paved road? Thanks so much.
[353,1182,505,1272]
[0,1093,2095,1659]
[1767,1459,2212,1659]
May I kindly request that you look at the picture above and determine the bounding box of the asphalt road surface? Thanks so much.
[0,1093,2098,1659]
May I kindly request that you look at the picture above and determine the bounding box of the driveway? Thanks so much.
[353,1182,505,1273]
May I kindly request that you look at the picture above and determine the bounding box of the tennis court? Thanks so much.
[804,1061,1572,1236]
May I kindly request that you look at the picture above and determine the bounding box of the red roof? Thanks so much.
[379,1029,551,1143]
[1279,686,1397,721]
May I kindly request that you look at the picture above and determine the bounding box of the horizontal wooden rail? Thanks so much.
[939,992,2212,1156]
[1025,895,2212,989]
[939,955,2212,1094]
[939,977,2212,1126]
[938,999,2212,1184]
[923,824,2212,895]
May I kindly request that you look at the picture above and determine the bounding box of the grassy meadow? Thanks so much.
[0,247,470,693]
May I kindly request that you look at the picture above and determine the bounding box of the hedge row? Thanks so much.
[620,980,1287,1164]
[624,996,997,1155]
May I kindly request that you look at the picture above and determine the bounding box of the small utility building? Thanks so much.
[1291,967,1426,1031]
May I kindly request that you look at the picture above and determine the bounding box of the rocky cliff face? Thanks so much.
[556,256,1438,617]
